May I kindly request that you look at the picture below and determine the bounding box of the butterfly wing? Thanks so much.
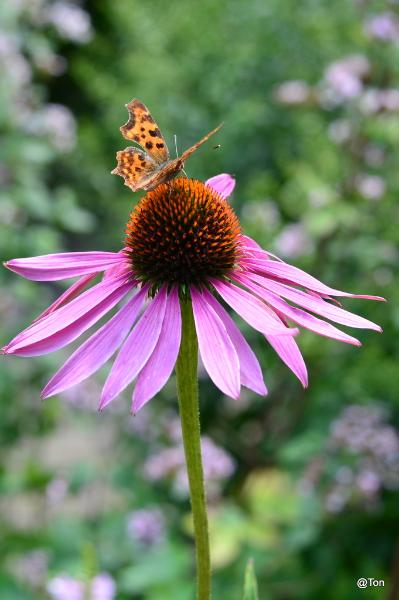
[179,123,223,163]
[120,99,170,165]
[111,147,158,192]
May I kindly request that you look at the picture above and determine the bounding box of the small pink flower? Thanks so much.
[2,175,384,411]
[365,13,399,42]
[47,573,116,600]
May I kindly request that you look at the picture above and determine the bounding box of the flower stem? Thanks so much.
[176,296,211,600]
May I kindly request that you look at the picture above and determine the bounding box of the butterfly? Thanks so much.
[112,99,223,192]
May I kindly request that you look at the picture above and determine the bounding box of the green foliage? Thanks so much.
[243,560,259,600]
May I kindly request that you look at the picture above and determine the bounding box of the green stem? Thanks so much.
[176,296,211,600]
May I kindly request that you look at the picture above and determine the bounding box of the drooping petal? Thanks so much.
[33,273,98,323]
[240,235,288,263]
[205,173,236,199]
[4,251,126,281]
[265,333,308,387]
[132,288,182,413]
[243,257,385,300]
[235,274,362,345]
[211,279,298,336]
[99,287,167,409]
[4,285,133,357]
[191,287,240,399]
[240,235,270,259]
[202,289,267,396]
[42,287,148,398]
[3,274,132,355]
[244,272,382,330]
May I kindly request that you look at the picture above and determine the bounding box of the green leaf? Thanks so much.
[243,559,259,600]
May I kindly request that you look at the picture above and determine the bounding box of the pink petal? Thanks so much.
[4,274,131,355]
[33,273,98,323]
[102,249,132,281]
[4,251,126,281]
[239,235,287,262]
[235,275,362,345]
[243,257,385,300]
[132,288,182,412]
[244,272,382,330]
[201,289,267,396]
[191,287,240,399]
[211,279,298,336]
[240,235,269,259]
[266,333,308,387]
[4,284,132,357]
[99,287,168,409]
[42,287,148,398]
[205,173,236,198]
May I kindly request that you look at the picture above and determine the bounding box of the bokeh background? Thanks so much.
[0,1,398,598]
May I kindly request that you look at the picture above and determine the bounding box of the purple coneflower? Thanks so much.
[2,174,383,411]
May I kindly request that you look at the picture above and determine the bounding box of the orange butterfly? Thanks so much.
[112,99,223,192]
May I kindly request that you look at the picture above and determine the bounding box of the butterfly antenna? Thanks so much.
[174,134,179,158]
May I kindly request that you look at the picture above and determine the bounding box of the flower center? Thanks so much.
[125,178,241,287]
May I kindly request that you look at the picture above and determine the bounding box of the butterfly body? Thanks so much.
[112,99,222,192]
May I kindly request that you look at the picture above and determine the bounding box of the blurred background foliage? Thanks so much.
[0,0,398,598]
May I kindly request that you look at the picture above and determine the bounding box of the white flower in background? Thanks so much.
[241,200,280,228]
[47,1,92,44]
[327,119,352,144]
[359,88,399,114]
[274,80,311,105]
[359,88,383,115]
[355,174,386,200]
[380,88,399,111]
[40,103,77,150]
[0,33,32,86]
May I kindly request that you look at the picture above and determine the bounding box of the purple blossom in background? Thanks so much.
[63,379,103,411]
[330,405,399,462]
[274,223,314,259]
[46,477,68,505]
[324,55,369,102]
[47,575,84,600]
[91,573,117,600]
[47,573,116,600]
[11,550,48,588]
[302,405,399,513]
[144,436,235,500]
[46,2,93,44]
[127,508,165,545]
[365,12,399,41]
